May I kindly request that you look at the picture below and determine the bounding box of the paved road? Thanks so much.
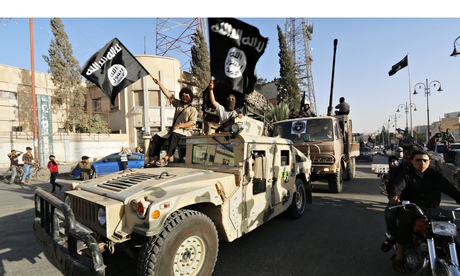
[0,164,76,276]
[1,156,459,275]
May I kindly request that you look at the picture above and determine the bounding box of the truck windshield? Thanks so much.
[272,118,334,142]
[192,143,235,166]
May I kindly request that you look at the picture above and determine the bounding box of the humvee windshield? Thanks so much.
[192,143,235,166]
[272,118,333,142]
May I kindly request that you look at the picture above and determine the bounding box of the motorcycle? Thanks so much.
[388,201,460,275]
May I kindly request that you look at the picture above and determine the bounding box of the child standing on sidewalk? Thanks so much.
[47,155,62,193]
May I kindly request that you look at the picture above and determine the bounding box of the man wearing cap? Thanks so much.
[6,149,22,184]
[70,155,95,180]
[301,101,316,117]
[208,79,243,132]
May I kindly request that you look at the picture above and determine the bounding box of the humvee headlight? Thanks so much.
[131,199,150,219]
[230,122,243,135]
[97,207,106,226]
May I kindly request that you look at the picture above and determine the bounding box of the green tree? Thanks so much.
[74,114,110,134]
[266,102,290,122]
[43,18,108,133]
[276,25,301,111]
[190,28,211,98]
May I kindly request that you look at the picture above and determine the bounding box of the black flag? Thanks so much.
[388,55,408,76]
[81,38,149,105]
[208,18,268,94]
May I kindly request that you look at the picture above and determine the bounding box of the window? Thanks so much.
[0,90,17,100]
[272,118,334,142]
[192,144,234,166]
[93,98,102,113]
[281,150,290,166]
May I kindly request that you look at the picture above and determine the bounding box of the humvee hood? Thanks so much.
[73,167,236,202]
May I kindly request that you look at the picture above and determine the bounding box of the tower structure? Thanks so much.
[284,18,316,113]
[155,18,206,72]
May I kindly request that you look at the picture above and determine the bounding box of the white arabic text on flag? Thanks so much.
[81,38,149,105]
[208,18,268,95]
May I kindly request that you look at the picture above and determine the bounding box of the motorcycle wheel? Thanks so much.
[436,259,460,276]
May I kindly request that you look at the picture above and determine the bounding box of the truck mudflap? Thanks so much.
[33,188,106,276]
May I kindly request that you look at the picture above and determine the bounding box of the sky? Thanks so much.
[2,3,460,135]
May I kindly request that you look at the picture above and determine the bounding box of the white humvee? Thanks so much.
[34,120,312,275]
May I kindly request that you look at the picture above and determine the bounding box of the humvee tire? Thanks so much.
[286,178,307,219]
[138,209,219,276]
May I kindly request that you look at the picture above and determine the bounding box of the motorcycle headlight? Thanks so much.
[97,207,106,227]
[431,221,457,237]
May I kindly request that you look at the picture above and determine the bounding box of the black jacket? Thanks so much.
[392,166,460,209]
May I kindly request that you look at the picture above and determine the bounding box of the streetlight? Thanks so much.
[397,102,417,134]
[389,114,402,134]
[450,36,460,57]
[386,119,394,146]
[413,79,442,142]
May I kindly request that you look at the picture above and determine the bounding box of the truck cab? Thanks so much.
[271,115,359,193]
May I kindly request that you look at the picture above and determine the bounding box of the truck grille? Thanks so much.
[71,196,98,227]
[96,172,158,192]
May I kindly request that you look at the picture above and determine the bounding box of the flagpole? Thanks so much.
[407,54,413,138]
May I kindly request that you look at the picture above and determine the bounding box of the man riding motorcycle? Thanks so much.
[387,149,460,273]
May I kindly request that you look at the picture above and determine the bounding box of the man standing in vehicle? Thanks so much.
[334,97,350,115]
[444,128,456,143]
[301,101,316,117]
[208,79,243,132]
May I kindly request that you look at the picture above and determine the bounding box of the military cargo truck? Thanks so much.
[271,114,359,193]
[33,120,312,275]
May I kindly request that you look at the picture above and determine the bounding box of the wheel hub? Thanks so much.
[173,235,205,275]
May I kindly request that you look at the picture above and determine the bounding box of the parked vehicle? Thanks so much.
[70,152,144,178]
[387,202,460,275]
[33,118,312,275]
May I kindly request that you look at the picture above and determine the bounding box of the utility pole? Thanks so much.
[29,18,39,163]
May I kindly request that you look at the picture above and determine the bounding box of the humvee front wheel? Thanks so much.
[286,178,307,219]
[137,209,219,276]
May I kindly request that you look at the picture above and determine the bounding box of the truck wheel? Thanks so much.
[137,209,219,276]
[328,166,343,193]
[345,157,356,181]
[286,178,307,219]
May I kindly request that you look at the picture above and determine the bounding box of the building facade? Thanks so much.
[0,55,195,167]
